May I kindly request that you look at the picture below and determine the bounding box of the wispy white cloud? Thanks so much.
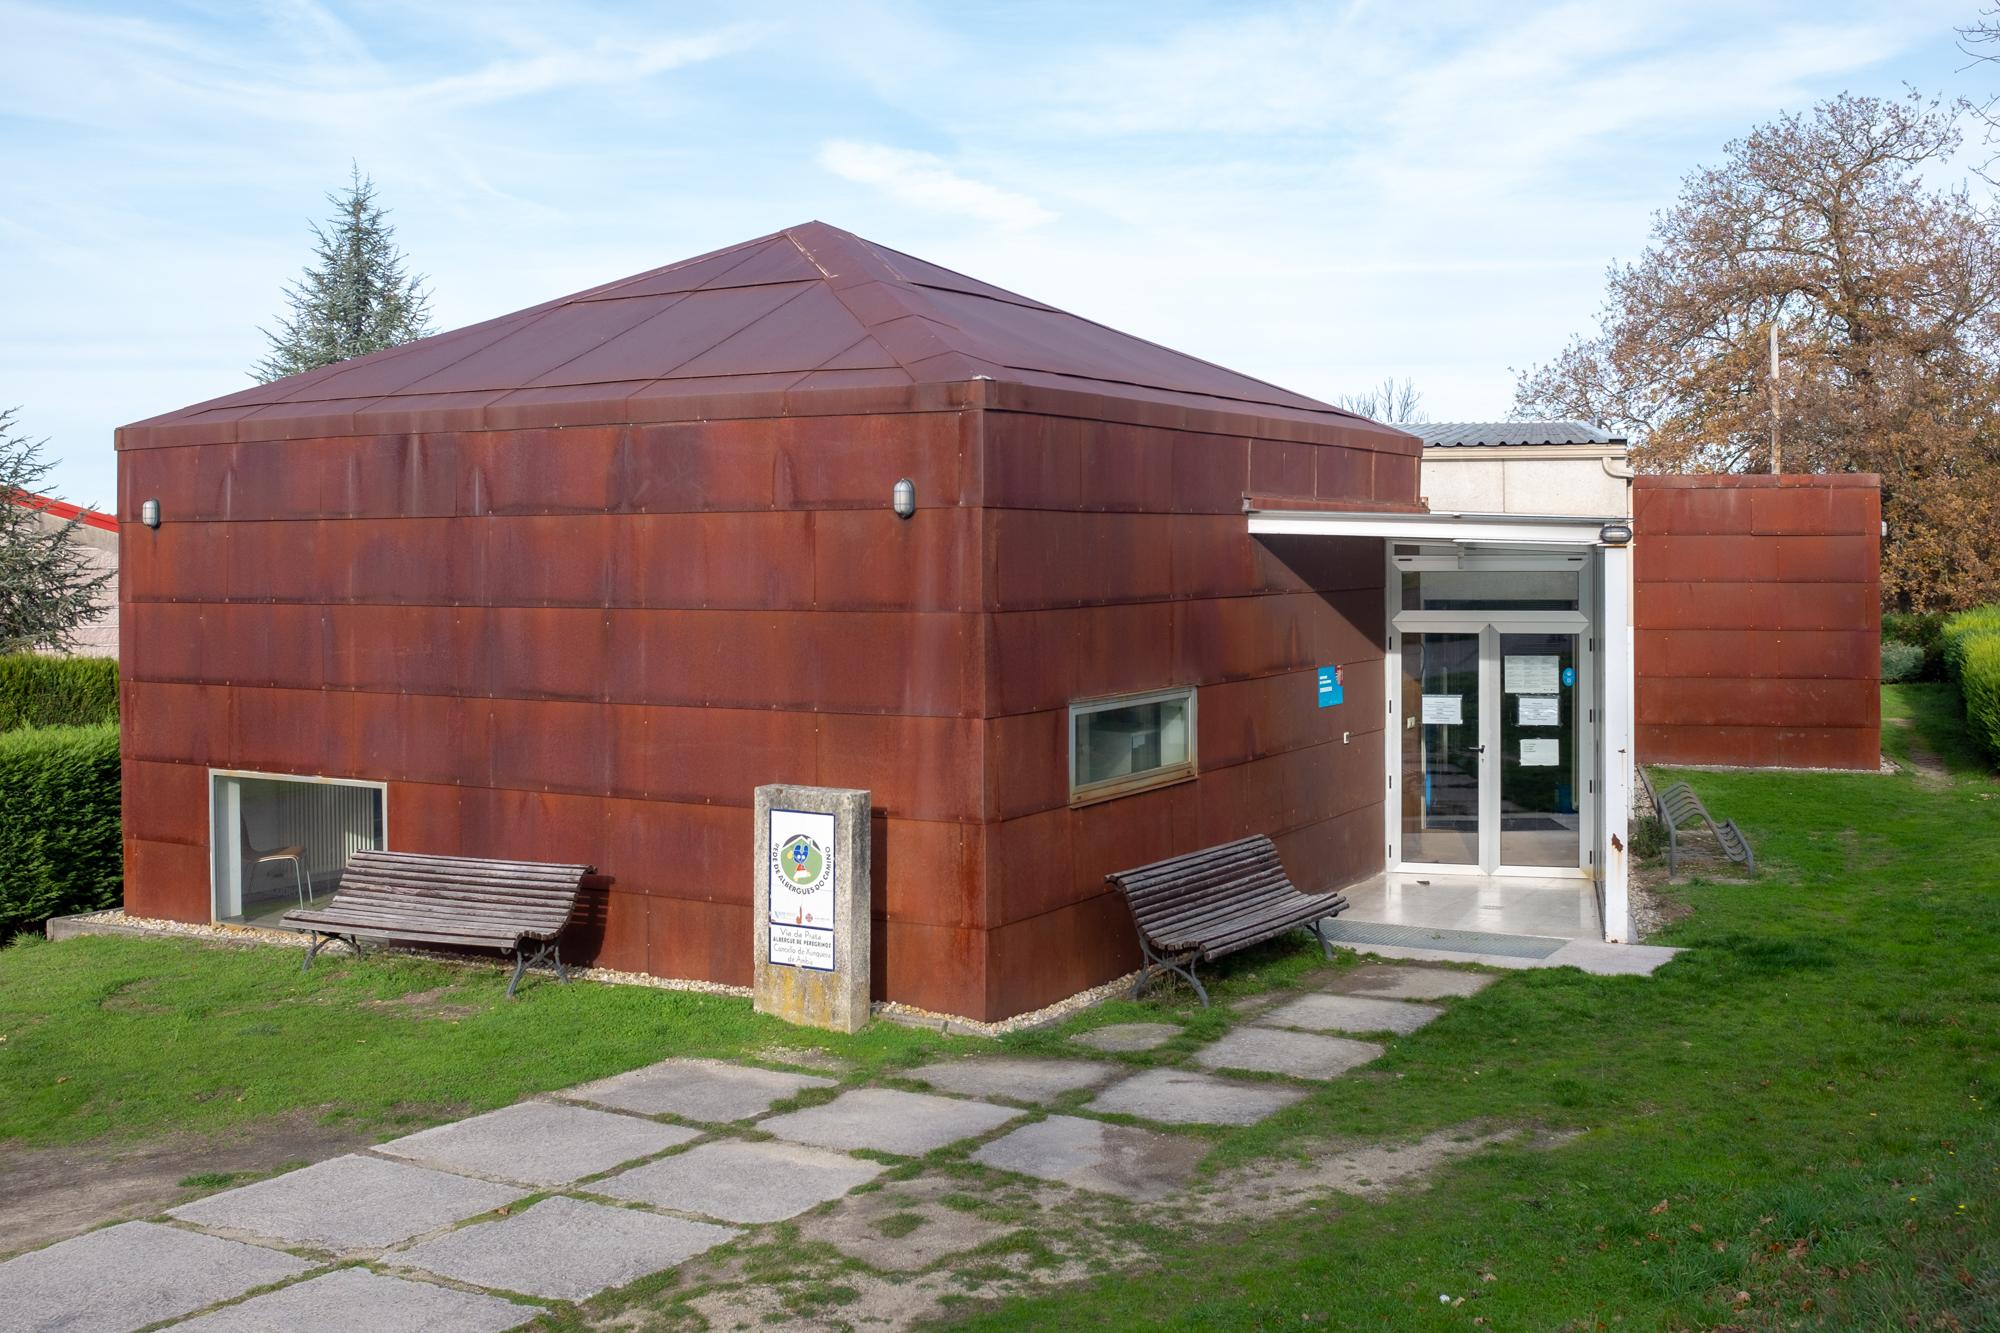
[0,0,1975,510]
[817,140,1055,229]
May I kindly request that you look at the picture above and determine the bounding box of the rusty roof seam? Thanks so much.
[567,229,782,303]
[624,282,827,384]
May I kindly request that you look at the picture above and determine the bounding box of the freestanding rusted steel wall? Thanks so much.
[1633,474,1881,770]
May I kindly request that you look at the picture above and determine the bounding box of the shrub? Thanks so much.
[1881,611,1948,681]
[1939,606,2000,683]
[0,722,121,940]
[0,654,118,731]
[1879,640,1925,684]
[1629,814,1668,861]
[1961,635,2000,765]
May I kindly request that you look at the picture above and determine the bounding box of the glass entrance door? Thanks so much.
[1393,623,1590,875]
[1496,631,1582,870]
[1401,632,1481,867]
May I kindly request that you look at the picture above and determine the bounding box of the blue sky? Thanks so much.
[0,0,1983,507]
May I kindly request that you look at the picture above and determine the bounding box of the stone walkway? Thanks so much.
[0,963,1494,1332]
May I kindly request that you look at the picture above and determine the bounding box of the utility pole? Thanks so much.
[1768,321,1782,474]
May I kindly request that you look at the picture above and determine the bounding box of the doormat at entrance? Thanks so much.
[1320,921,1568,960]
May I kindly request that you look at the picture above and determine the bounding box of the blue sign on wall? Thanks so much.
[1562,666,1577,688]
[1317,665,1344,708]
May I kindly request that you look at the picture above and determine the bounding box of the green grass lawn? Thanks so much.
[0,939,975,1150]
[3,686,1995,1328]
[949,688,2000,1331]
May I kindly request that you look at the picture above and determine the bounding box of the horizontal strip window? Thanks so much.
[1069,687,1196,804]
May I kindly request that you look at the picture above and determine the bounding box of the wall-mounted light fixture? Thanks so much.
[892,477,916,520]
[1598,522,1633,546]
[140,498,161,529]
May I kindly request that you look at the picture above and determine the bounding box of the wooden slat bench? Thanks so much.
[1106,834,1351,1007]
[284,849,594,998]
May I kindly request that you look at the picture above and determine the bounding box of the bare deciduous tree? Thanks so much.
[1336,376,1426,424]
[1514,92,2000,611]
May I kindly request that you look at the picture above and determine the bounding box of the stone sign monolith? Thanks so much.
[753,785,871,1032]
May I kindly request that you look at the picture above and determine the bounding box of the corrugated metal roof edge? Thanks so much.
[1418,419,1628,448]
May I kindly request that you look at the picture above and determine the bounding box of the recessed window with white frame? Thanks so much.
[1068,686,1197,804]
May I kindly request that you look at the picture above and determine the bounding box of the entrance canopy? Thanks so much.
[1245,506,1626,546]
[1246,502,1636,947]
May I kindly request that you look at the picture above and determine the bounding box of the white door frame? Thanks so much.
[1383,546,1599,881]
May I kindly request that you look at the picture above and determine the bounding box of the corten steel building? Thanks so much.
[119,224,1873,1017]
[116,223,1422,1020]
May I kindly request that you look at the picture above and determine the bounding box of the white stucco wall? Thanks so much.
[29,511,118,658]
[1421,447,1632,519]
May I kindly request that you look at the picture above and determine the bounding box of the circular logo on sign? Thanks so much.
[777,834,827,891]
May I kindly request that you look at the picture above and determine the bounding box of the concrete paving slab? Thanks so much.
[1086,1068,1307,1126]
[1193,1027,1384,1080]
[171,1266,534,1332]
[376,1100,699,1187]
[970,1115,1204,1201]
[0,1220,311,1333]
[1326,963,1495,1000]
[794,1173,1027,1273]
[1259,993,1443,1036]
[564,1059,835,1123]
[906,1057,1119,1103]
[1328,938,1679,975]
[760,1088,1019,1155]
[1070,1022,1180,1053]
[169,1155,526,1252]
[597,1138,885,1223]
[393,1195,735,1302]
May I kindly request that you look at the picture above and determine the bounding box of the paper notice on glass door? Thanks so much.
[1421,694,1463,725]
[1520,737,1560,767]
[1518,695,1560,727]
[1503,655,1560,694]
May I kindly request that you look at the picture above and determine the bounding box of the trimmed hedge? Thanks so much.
[1939,606,2000,684]
[0,654,118,732]
[1880,640,1925,684]
[0,723,122,940]
[1962,635,2000,765]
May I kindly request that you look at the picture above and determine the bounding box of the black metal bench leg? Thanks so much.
[506,948,531,1000]
[1308,917,1334,961]
[301,931,322,973]
[551,944,570,984]
[1134,939,1210,1007]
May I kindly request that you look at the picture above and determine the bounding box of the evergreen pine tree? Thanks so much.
[253,165,434,382]
[0,408,112,654]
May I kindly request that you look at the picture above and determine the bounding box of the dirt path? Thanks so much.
[1885,716,1953,788]
[0,1112,374,1260]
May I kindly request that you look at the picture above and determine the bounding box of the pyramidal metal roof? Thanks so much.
[124,221,1401,449]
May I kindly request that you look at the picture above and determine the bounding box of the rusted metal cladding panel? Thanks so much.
[976,414,1392,1013]
[115,413,991,999]
[1633,475,1881,769]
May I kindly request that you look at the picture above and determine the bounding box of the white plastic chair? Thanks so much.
[241,819,311,906]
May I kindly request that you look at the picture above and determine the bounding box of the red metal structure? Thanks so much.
[1633,474,1881,770]
[7,491,118,533]
[116,222,1418,1020]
